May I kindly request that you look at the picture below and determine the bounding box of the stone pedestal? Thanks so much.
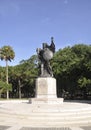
[36,77,56,98]
[30,77,63,104]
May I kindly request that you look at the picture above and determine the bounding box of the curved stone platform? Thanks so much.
[0,100,91,129]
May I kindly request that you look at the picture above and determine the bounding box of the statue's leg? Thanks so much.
[41,63,44,76]
[47,62,53,77]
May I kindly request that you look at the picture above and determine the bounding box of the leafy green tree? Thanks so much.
[8,55,38,98]
[78,77,91,99]
[0,66,6,81]
[0,81,12,98]
[0,45,15,99]
[52,44,91,99]
[11,65,23,99]
[19,55,38,98]
[1,43,91,100]
[52,47,77,98]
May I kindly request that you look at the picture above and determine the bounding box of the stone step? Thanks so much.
[0,106,91,115]
[0,111,91,121]
[16,117,91,127]
[2,114,90,127]
[25,113,91,119]
[24,120,91,127]
[0,112,91,127]
[27,115,91,120]
[0,101,91,127]
[1,110,91,118]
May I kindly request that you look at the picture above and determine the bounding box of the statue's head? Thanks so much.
[43,43,48,49]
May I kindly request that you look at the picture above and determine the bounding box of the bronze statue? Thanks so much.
[36,37,55,77]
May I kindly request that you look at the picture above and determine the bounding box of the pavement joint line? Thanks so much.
[6,126,87,130]
[7,126,84,130]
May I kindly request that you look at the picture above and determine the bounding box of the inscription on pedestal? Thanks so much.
[36,77,57,98]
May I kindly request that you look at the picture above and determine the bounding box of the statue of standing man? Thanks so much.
[36,37,55,77]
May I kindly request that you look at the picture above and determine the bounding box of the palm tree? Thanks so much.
[0,45,15,99]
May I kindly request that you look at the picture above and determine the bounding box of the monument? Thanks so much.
[31,37,63,104]
[36,37,55,77]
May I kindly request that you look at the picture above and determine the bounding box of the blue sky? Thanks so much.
[0,0,91,66]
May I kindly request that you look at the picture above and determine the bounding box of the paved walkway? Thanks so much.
[0,100,91,130]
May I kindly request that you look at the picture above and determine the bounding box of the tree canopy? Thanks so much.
[0,44,91,100]
[0,45,15,99]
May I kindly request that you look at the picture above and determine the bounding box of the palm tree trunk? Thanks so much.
[6,60,9,99]
[18,79,21,99]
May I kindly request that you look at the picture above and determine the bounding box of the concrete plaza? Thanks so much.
[0,100,91,130]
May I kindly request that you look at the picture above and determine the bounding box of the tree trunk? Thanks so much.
[18,79,21,99]
[6,60,9,99]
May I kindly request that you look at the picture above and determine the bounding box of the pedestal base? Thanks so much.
[30,97,63,104]
[30,77,63,104]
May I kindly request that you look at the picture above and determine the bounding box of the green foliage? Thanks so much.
[0,81,12,94]
[8,55,38,98]
[0,45,15,99]
[78,77,91,88]
[52,44,91,99]
[0,66,6,81]
[52,46,79,76]
[0,45,15,61]
[1,43,91,99]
